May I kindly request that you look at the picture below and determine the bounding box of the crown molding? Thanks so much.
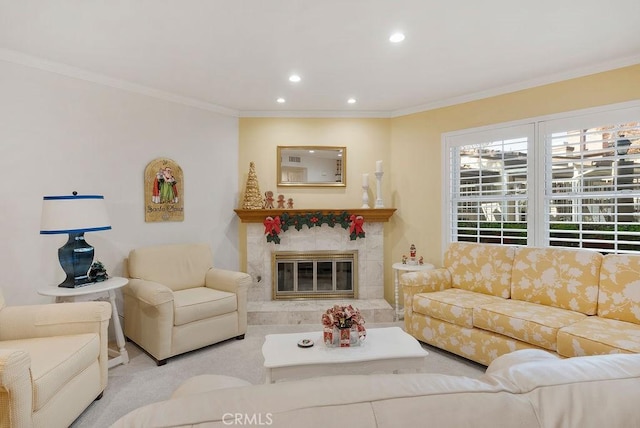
[0,48,239,117]
[238,109,392,118]
[391,55,640,118]
[2,48,637,120]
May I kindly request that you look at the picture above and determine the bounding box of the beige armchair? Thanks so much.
[124,243,251,366]
[0,288,111,428]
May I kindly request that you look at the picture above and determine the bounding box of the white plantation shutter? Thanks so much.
[445,124,534,246]
[444,102,640,254]
[541,106,640,253]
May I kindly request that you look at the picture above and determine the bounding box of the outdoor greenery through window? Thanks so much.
[445,102,640,254]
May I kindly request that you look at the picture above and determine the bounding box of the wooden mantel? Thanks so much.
[234,208,396,223]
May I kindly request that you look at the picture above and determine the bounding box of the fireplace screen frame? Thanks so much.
[272,250,358,300]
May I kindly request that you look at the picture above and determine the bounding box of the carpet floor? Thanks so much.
[71,322,485,428]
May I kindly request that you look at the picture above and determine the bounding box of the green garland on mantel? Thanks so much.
[263,211,365,244]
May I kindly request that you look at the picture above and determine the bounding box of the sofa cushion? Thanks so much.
[598,254,640,324]
[473,300,586,351]
[173,287,237,326]
[113,373,536,428]
[413,289,506,328]
[444,242,516,298]
[511,247,601,315]
[557,316,640,357]
[0,333,99,411]
[408,313,536,366]
[485,352,640,428]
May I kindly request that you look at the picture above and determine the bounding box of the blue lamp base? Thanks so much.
[58,232,95,288]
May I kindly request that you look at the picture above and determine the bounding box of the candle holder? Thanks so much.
[374,171,384,208]
[361,184,370,208]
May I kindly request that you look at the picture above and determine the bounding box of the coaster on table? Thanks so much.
[297,338,314,348]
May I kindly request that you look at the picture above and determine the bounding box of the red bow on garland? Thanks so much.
[263,216,281,236]
[349,215,365,239]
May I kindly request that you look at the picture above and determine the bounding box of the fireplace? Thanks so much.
[234,208,396,305]
[273,251,357,300]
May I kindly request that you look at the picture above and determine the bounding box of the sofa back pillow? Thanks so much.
[444,242,516,298]
[511,247,602,315]
[598,254,640,324]
[128,243,213,291]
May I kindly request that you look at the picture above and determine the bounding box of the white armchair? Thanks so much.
[123,243,251,365]
[0,288,111,428]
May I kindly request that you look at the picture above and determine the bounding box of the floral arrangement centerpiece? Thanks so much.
[321,304,366,347]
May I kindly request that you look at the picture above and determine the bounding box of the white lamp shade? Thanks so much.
[40,194,112,234]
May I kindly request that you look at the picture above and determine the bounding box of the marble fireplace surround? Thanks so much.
[235,209,396,324]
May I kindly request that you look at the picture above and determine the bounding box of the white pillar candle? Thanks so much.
[362,173,369,187]
[376,160,383,173]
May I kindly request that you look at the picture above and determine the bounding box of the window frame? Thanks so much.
[442,100,640,254]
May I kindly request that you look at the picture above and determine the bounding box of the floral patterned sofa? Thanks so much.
[402,242,640,366]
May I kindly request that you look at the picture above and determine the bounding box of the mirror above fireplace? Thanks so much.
[277,146,346,187]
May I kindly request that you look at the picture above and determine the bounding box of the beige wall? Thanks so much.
[237,117,391,275]
[239,64,640,304]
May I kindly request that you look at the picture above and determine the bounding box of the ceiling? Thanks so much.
[1,1,639,117]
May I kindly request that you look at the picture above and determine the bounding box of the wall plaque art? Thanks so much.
[144,158,184,222]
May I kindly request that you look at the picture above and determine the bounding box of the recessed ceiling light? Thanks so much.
[347,98,357,104]
[276,98,285,103]
[289,74,301,83]
[389,32,405,43]
[309,150,315,153]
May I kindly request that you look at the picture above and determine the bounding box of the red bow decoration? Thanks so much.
[263,216,281,236]
[349,215,364,235]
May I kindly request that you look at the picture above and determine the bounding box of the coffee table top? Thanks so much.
[262,327,428,369]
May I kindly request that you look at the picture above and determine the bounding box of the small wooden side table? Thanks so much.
[37,276,130,368]
[392,262,435,321]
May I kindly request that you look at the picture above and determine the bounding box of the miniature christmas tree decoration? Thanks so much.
[242,162,264,210]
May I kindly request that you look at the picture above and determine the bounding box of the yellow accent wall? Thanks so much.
[239,64,640,304]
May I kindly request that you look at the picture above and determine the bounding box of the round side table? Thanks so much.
[392,262,434,321]
[37,277,130,368]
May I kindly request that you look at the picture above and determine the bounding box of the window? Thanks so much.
[444,102,640,254]
[446,124,533,246]
[542,109,640,253]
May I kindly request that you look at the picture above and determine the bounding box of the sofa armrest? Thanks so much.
[0,349,32,428]
[205,268,251,334]
[205,268,252,294]
[401,268,452,328]
[123,279,175,361]
[0,301,111,341]
[483,349,559,377]
[401,268,452,294]
[124,279,174,306]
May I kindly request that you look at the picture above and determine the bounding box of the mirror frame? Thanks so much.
[277,146,346,187]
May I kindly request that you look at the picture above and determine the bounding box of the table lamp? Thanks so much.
[40,192,111,288]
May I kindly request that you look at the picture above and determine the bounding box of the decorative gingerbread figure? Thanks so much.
[277,194,286,209]
[263,191,274,209]
[287,198,294,209]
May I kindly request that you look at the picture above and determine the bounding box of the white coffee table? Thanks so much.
[262,326,428,383]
